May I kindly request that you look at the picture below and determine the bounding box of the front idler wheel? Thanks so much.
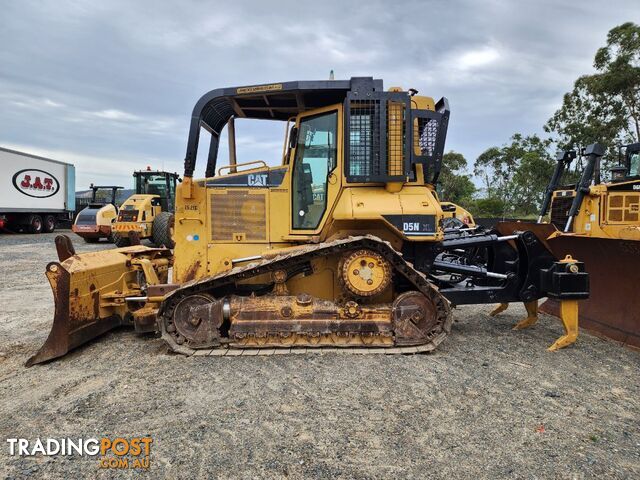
[392,291,440,346]
[165,293,222,352]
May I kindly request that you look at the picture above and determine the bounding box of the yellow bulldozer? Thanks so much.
[111,168,179,248]
[440,202,475,230]
[27,77,590,366]
[495,143,640,348]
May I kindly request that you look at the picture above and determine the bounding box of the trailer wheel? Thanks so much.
[152,212,175,248]
[27,215,43,234]
[112,233,131,248]
[43,215,56,233]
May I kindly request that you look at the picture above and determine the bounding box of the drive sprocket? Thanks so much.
[340,249,391,297]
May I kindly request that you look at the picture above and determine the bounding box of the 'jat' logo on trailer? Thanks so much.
[12,169,60,198]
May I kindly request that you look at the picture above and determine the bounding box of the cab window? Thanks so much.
[292,111,337,230]
[629,152,640,177]
[137,174,168,197]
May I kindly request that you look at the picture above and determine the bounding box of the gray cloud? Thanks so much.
[0,0,637,188]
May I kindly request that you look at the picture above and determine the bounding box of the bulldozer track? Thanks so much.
[159,235,452,356]
[189,344,440,357]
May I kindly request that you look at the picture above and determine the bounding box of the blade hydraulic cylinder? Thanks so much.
[538,150,576,223]
[564,143,605,232]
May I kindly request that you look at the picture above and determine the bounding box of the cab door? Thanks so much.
[289,105,342,236]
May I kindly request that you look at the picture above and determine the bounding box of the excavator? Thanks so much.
[493,143,640,348]
[26,77,589,366]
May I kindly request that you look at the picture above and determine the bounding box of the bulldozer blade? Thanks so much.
[55,234,76,262]
[26,236,171,366]
[25,261,125,366]
[540,236,640,349]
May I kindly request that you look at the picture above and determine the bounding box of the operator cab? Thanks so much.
[626,144,640,178]
[134,169,180,211]
[89,185,123,207]
[612,143,640,182]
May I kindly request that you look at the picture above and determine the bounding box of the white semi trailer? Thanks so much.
[0,147,75,233]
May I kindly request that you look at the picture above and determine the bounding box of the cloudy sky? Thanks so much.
[1,0,637,188]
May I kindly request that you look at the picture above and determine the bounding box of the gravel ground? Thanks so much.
[0,232,638,479]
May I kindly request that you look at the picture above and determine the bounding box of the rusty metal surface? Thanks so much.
[181,260,202,283]
[25,262,124,366]
[55,235,76,262]
[228,294,394,334]
[128,230,141,246]
[393,291,438,346]
[540,235,640,348]
[171,293,221,347]
[159,235,452,356]
[147,284,180,297]
[494,221,558,252]
[27,236,173,366]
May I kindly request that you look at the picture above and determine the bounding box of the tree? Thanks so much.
[438,151,476,208]
[473,134,555,217]
[545,22,640,164]
[469,196,506,217]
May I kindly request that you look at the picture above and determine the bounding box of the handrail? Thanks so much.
[217,160,267,176]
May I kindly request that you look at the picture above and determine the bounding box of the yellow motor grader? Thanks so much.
[27,77,589,366]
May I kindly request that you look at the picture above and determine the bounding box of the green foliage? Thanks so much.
[438,151,476,208]
[473,134,555,216]
[545,22,640,164]
[467,196,506,217]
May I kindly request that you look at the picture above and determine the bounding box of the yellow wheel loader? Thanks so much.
[495,143,640,348]
[72,185,123,242]
[27,77,590,366]
[111,169,179,248]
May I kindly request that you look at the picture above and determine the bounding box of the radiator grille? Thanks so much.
[550,194,574,229]
[609,195,623,208]
[607,193,640,223]
[210,190,267,241]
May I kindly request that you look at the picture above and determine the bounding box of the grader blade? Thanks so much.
[26,235,171,366]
